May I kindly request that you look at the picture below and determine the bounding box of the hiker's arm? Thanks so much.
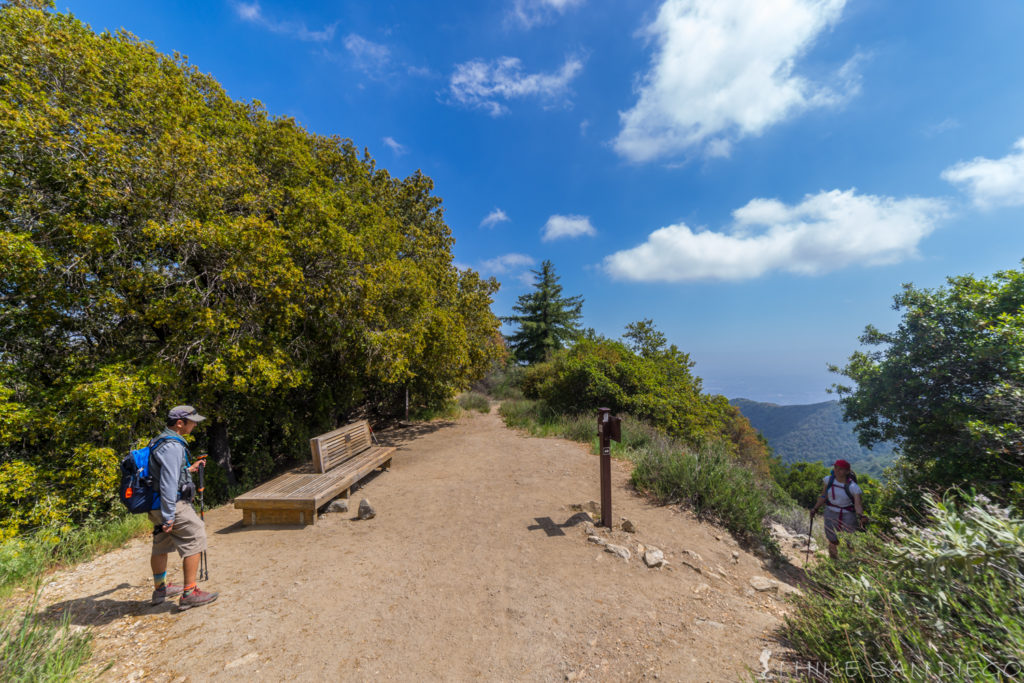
[811,482,828,514]
[155,446,182,527]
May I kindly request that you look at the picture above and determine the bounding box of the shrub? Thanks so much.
[784,492,1024,681]
[631,442,776,548]
[457,392,491,413]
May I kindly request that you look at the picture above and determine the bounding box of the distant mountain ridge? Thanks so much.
[730,398,896,477]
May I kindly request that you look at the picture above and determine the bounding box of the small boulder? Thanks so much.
[587,535,608,547]
[621,518,637,533]
[749,576,778,592]
[326,499,349,513]
[357,498,376,520]
[643,547,666,568]
[604,544,631,561]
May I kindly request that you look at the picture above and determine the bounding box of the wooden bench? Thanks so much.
[233,420,395,526]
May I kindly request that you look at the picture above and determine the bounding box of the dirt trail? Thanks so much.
[23,408,803,681]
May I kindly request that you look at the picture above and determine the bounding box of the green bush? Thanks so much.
[518,338,773,476]
[784,492,1024,681]
[457,392,491,413]
[631,442,776,548]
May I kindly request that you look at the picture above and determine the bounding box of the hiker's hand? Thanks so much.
[162,520,174,533]
[188,462,201,473]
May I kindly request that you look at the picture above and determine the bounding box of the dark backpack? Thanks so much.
[826,468,858,506]
[118,435,187,514]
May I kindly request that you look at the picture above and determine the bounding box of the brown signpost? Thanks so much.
[597,407,622,528]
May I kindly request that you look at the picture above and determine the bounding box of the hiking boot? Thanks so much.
[177,587,218,611]
[151,583,184,605]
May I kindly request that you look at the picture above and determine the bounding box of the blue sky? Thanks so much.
[61,0,1024,404]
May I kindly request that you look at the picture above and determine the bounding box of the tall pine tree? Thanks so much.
[503,261,583,363]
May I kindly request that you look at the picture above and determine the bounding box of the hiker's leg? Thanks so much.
[828,541,838,560]
[151,552,168,575]
[182,552,199,586]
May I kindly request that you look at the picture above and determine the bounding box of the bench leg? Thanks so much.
[380,458,392,471]
[239,508,316,526]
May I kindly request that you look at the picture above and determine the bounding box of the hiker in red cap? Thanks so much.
[810,459,865,559]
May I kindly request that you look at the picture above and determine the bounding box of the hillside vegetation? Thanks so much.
[730,398,895,477]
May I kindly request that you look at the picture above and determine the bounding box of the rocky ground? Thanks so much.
[11,407,817,681]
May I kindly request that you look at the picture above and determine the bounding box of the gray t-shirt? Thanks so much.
[150,428,192,523]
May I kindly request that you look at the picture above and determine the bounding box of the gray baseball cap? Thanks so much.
[168,405,206,422]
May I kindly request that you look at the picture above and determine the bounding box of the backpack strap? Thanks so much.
[147,435,192,499]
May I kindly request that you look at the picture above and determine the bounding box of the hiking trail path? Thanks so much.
[21,407,807,681]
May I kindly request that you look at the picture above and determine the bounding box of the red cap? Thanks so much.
[834,459,851,470]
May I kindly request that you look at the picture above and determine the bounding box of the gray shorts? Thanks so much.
[148,500,207,558]
[823,507,858,544]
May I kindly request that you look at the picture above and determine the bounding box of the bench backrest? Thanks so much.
[310,420,374,473]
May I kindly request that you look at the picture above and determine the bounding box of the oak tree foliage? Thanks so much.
[831,265,1024,510]
[0,4,502,537]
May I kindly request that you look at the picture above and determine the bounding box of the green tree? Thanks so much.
[623,318,667,358]
[831,264,1024,508]
[503,260,583,364]
[0,4,503,537]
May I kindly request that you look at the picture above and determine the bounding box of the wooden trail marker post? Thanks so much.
[597,407,622,528]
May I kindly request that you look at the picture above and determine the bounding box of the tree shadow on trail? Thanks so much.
[374,420,455,449]
[39,582,175,626]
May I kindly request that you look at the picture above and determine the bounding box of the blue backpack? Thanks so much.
[118,435,188,514]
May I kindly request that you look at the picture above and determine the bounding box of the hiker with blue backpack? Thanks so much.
[138,405,219,610]
[809,459,865,560]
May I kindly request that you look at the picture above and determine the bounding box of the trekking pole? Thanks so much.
[197,459,209,582]
[805,510,814,565]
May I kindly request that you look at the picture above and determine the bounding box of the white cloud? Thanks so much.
[541,214,597,241]
[233,2,337,42]
[480,208,511,228]
[604,189,948,282]
[510,0,587,28]
[613,0,858,163]
[941,138,1024,209]
[344,34,390,75]
[382,137,407,155]
[481,253,535,274]
[449,56,583,116]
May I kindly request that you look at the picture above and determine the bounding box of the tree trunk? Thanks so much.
[209,419,237,486]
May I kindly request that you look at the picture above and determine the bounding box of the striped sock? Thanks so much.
[153,571,167,589]
[183,583,196,597]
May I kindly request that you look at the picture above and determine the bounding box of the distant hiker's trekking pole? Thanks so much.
[806,510,815,565]
[197,458,209,582]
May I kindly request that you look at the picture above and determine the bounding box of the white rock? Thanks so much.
[643,547,666,568]
[604,544,631,560]
[587,535,607,546]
